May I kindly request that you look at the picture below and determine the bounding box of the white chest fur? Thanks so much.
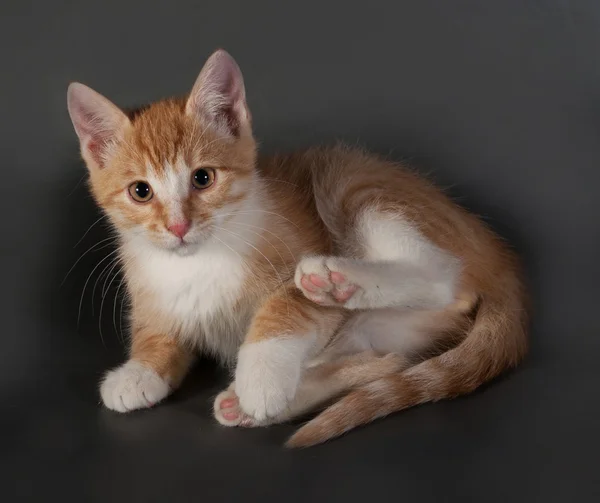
[127,239,251,362]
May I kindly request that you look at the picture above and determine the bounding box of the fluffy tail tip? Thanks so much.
[284,388,374,448]
[285,421,333,448]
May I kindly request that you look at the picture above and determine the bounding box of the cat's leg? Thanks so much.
[100,327,195,412]
[214,351,408,427]
[296,256,457,310]
[226,285,345,423]
[214,304,467,427]
[296,208,468,311]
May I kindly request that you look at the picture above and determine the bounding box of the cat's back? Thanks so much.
[259,145,510,271]
[259,144,435,199]
[259,144,457,232]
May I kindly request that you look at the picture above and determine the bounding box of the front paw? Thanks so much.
[100,360,170,412]
[235,338,303,421]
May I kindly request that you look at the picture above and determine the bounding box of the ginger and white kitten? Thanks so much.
[67,49,528,447]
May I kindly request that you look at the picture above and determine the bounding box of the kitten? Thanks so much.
[66,49,528,447]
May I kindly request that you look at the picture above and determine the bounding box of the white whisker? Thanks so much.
[119,285,128,345]
[91,255,120,316]
[228,221,293,276]
[259,177,299,188]
[210,235,249,338]
[229,220,297,264]
[99,257,125,344]
[101,255,123,298]
[215,226,291,317]
[211,233,268,294]
[78,248,121,344]
[217,209,300,229]
[113,274,128,343]
[73,214,108,248]
[60,236,117,288]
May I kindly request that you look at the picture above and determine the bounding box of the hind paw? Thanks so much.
[213,388,262,428]
[295,256,360,307]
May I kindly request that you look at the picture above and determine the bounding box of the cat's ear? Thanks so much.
[67,83,131,169]
[185,49,251,137]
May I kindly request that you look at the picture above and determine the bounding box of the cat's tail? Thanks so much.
[285,276,528,448]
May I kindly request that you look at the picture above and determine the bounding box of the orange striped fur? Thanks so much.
[67,50,528,447]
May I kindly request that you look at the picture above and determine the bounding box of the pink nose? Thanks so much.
[167,220,190,239]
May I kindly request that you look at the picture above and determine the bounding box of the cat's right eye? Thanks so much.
[128,182,153,203]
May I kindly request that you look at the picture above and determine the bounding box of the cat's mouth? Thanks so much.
[171,240,201,256]
[164,227,212,255]
[155,223,214,255]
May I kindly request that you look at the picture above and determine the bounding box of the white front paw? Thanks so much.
[100,360,170,412]
[235,338,305,421]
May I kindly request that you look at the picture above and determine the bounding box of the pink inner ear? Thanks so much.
[68,84,126,168]
[80,120,112,167]
[85,139,104,166]
[188,50,247,137]
[76,109,118,168]
[216,103,239,137]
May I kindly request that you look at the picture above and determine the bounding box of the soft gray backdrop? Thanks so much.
[1,1,598,501]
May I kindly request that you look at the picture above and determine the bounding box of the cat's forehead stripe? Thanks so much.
[129,99,189,169]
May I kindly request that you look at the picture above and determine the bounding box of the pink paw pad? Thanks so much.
[330,271,346,285]
[300,275,317,293]
[219,398,237,409]
[218,396,240,420]
[332,285,358,302]
[300,274,330,293]
[296,258,361,307]
[214,390,260,428]
[309,274,329,288]
[222,410,239,421]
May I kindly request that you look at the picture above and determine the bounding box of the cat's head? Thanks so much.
[67,50,257,255]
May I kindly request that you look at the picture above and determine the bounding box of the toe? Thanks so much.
[333,285,358,302]
[309,274,329,289]
[222,409,239,421]
[330,271,347,285]
[219,397,237,410]
[301,275,319,293]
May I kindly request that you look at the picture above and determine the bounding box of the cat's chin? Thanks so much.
[170,241,201,256]
[146,237,203,256]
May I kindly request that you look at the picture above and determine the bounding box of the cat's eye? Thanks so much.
[128,181,153,203]
[192,168,215,190]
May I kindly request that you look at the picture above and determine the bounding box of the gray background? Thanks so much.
[1,0,599,501]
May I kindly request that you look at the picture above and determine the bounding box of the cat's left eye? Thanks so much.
[192,168,215,190]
